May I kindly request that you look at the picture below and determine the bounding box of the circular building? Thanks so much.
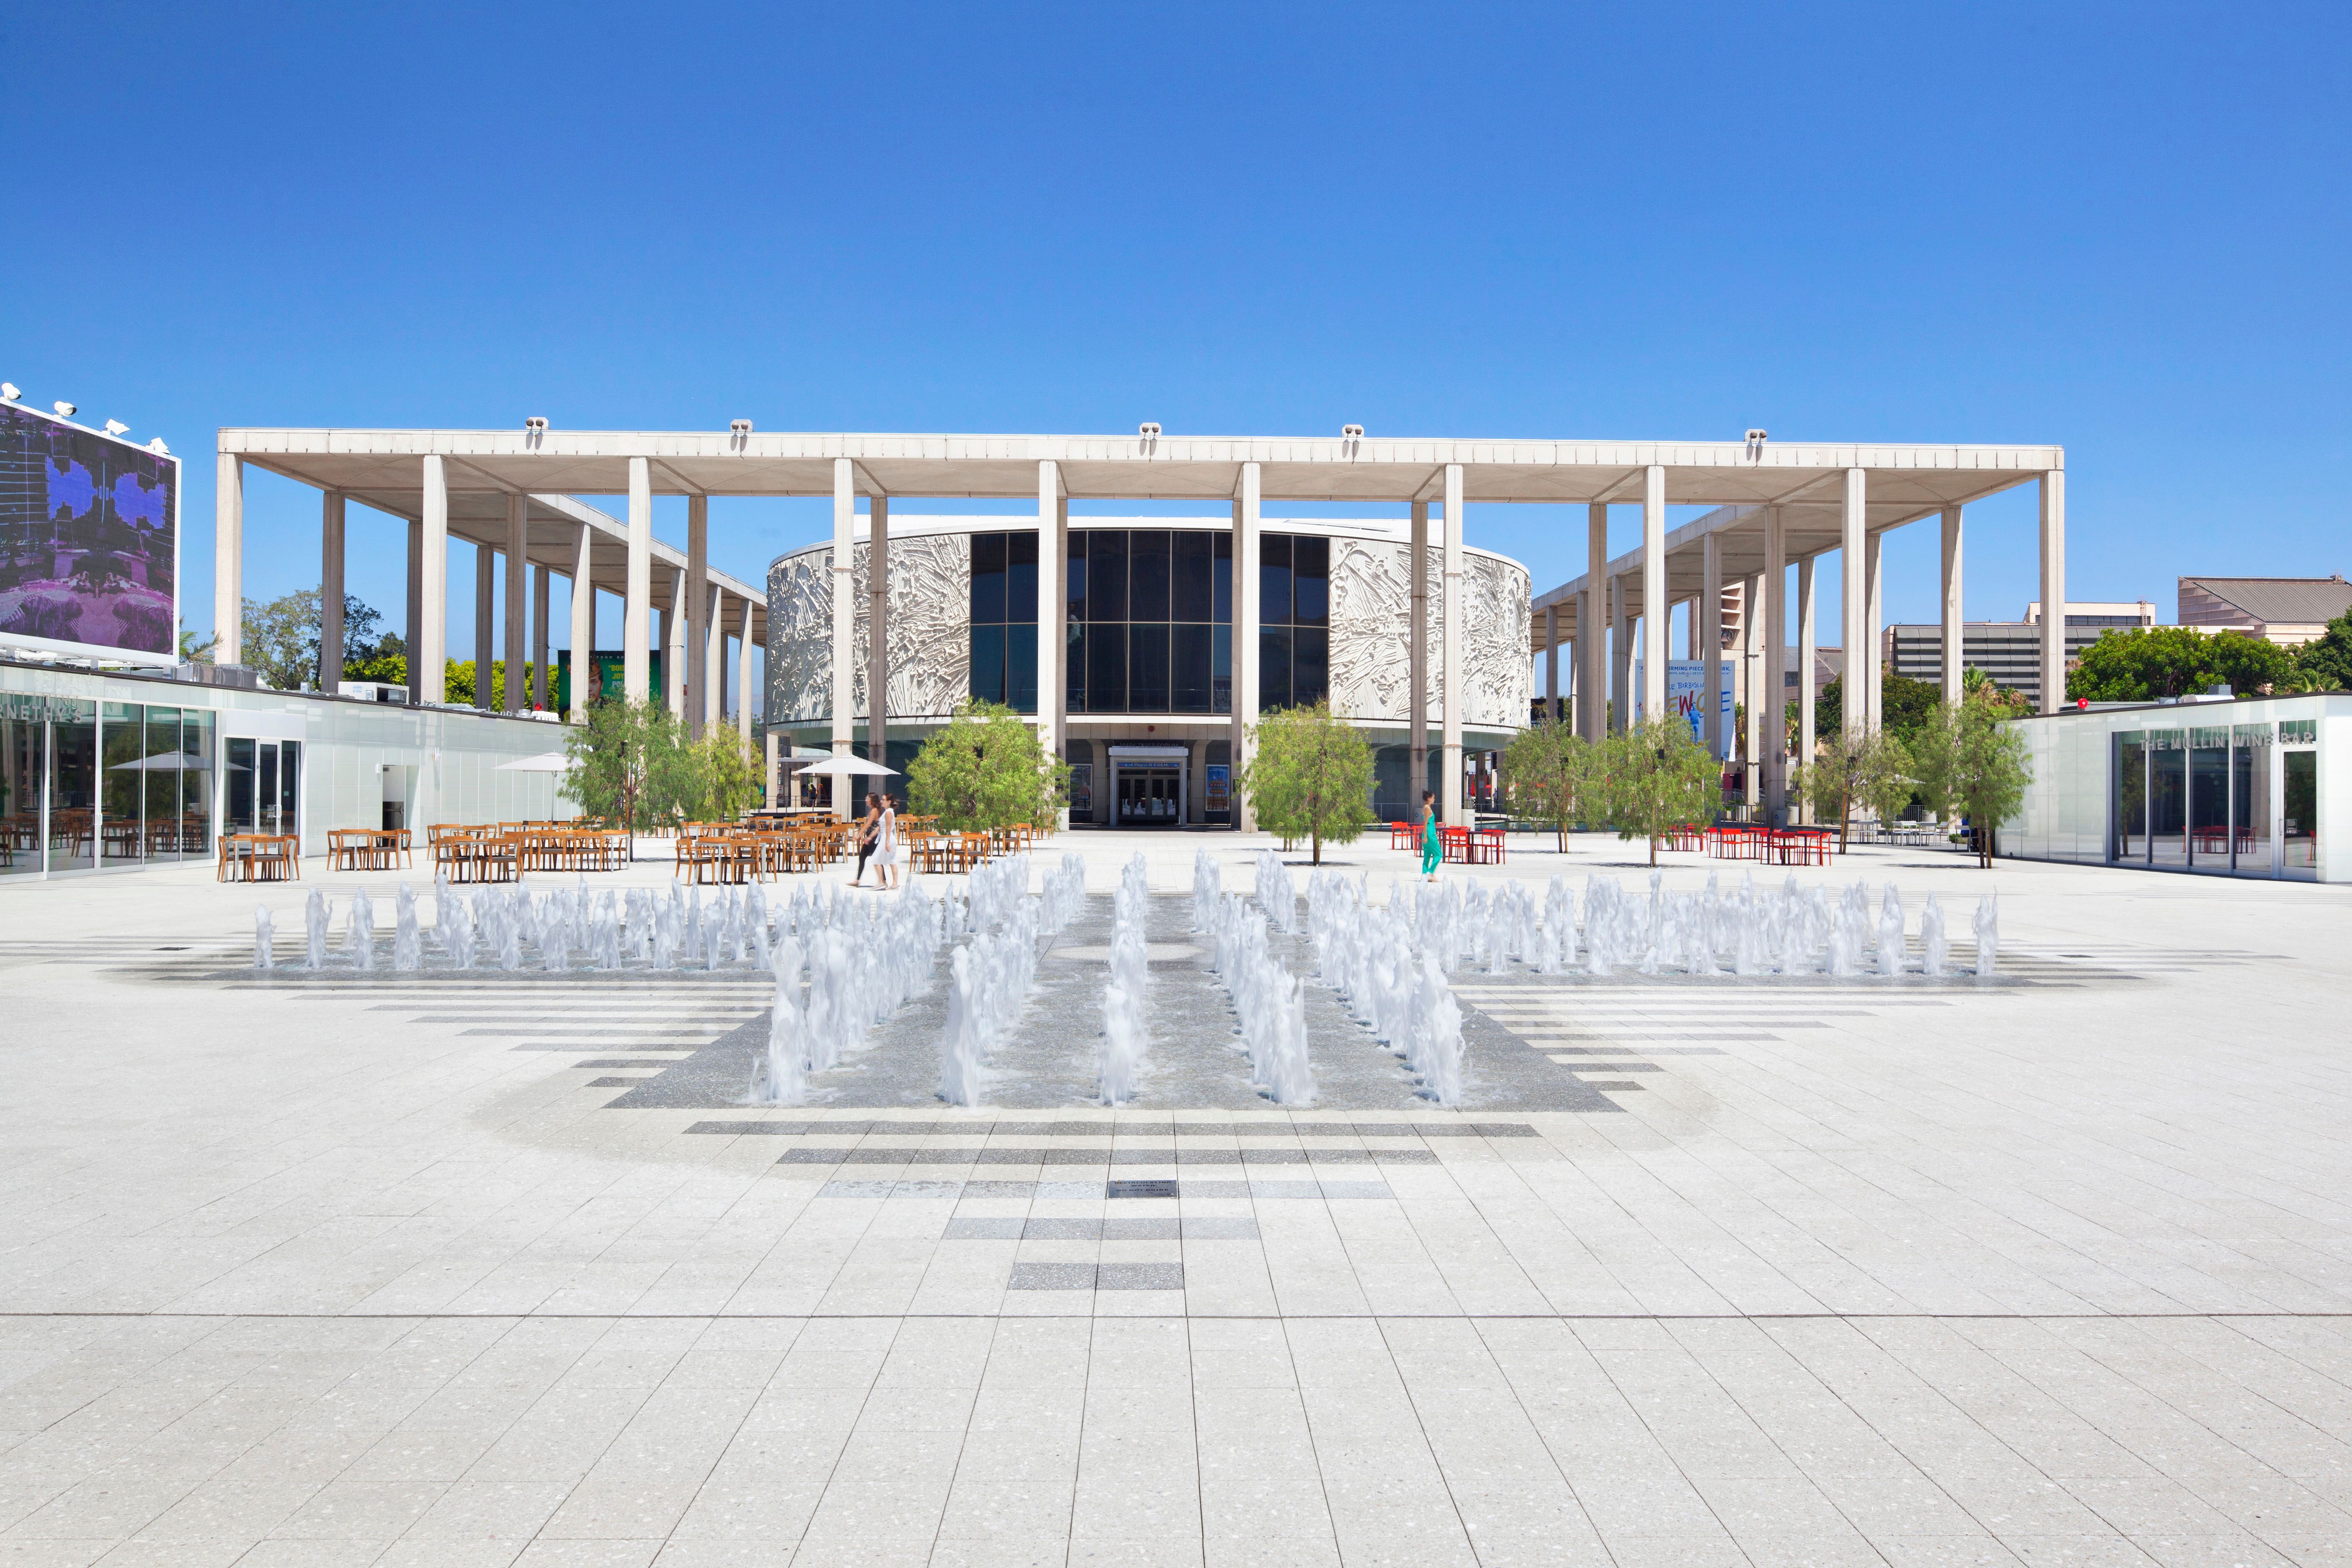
[767,514,1531,827]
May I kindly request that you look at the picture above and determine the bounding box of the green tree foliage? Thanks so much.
[1593,718,1720,866]
[1500,719,1594,850]
[1238,700,1376,864]
[908,700,1069,832]
[2291,611,2352,692]
[1961,665,2032,717]
[561,699,674,830]
[1794,728,1912,851]
[2068,625,2294,701]
[1814,666,1946,745]
[1908,688,2031,867]
[237,590,390,691]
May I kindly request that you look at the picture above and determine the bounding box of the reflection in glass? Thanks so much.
[1005,532,1037,623]
[2284,749,2317,871]
[1088,532,1127,622]
[1172,624,1213,712]
[970,624,1007,707]
[1007,625,1037,713]
[1128,624,1170,712]
[1260,534,1292,627]
[970,533,1006,624]
[2148,734,2187,869]
[278,741,302,849]
[1066,624,1087,714]
[102,702,143,863]
[1173,533,1212,622]
[49,702,95,870]
[2112,733,2146,862]
[1292,536,1329,626]
[1212,624,1231,715]
[227,737,256,833]
[1260,627,1292,712]
[1293,628,1328,708]
[0,715,44,876]
[144,707,181,860]
[1127,531,1170,623]
[2232,731,2269,874]
[182,709,215,854]
[1088,620,1126,712]
[2188,730,2228,868]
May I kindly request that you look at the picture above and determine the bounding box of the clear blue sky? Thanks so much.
[10,2,2347,703]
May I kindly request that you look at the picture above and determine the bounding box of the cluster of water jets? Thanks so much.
[937,852,1045,1107]
[1040,852,1087,935]
[1197,854,1314,1105]
[255,877,846,975]
[754,880,945,1105]
[1099,854,1151,1106]
[1308,871,1469,1105]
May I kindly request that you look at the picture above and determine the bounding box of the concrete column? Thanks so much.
[868,495,890,773]
[569,522,594,722]
[1863,529,1884,732]
[406,519,423,704]
[1581,503,1608,742]
[532,565,550,709]
[1940,504,1964,704]
[1640,465,1667,730]
[1034,465,1061,764]
[1408,501,1428,822]
[686,494,709,738]
[705,583,726,732]
[1798,554,1818,817]
[1840,467,1866,740]
[830,458,855,817]
[1764,508,1788,821]
[474,542,495,711]
[319,490,344,694]
[1543,603,1558,722]
[1235,462,1262,831]
[1701,531,1724,758]
[1441,463,1465,828]
[214,454,243,668]
[624,458,652,704]
[420,455,449,706]
[765,730,780,810]
[2040,470,2066,713]
[1610,574,1631,734]
[1740,573,1759,804]
[664,566,688,718]
[736,597,755,745]
[503,495,527,714]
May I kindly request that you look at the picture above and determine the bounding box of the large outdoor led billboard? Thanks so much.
[0,402,178,662]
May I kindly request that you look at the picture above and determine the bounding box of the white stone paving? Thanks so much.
[2,831,2349,1566]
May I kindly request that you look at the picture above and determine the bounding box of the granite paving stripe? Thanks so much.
[1543,1046,1724,1055]
[573,1058,699,1069]
[509,1042,696,1052]
[773,1147,1439,1167]
[683,1119,1533,1137]
[586,1075,651,1087]
[1576,1079,1647,1090]
[942,1217,1257,1240]
[462,1026,735,1037]
[1550,1062,1666,1073]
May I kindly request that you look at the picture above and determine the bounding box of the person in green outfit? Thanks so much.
[1420,791,1442,882]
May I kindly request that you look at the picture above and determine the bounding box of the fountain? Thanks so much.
[1191,850,1221,932]
[1207,891,1312,1104]
[1973,891,1998,976]
[445,894,477,970]
[253,905,274,969]
[1099,854,1151,1105]
[304,889,328,970]
[1920,894,1948,977]
[347,889,376,971]
[751,936,809,1105]
[1253,849,1297,934]
[394,883,422,971]
[1042,853,1087,935]
[1877,886,1906,977]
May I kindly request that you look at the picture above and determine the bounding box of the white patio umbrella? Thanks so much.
[795,753,900,778]
[494,752,574,773]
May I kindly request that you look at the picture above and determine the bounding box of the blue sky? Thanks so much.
[9,2,2347,704]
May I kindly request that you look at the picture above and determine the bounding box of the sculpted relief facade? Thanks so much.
[1326,540,1531,730]
[770,527,1527,733]
[766,532,973,724]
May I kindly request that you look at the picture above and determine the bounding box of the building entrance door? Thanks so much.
[1115,766,1183,826]
[226,738,303,845]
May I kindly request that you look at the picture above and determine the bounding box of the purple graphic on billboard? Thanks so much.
[0,403,178,656]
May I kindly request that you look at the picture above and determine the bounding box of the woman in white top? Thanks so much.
[872,795,900,890]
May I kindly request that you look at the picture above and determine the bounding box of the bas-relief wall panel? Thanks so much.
[1327,541,1530,730]
[766,534,973,724]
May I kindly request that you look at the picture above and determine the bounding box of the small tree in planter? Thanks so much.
[1501,718,1595,851]
[1595,718,1720,867]
[561,699,683,831]
[1238,701,1375,865]
[908,700,1069,831]
[1909,691,2032,867]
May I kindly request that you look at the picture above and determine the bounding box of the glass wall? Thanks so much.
[0,707,43,877]
[1064,528,1233,715]
[2112,719,2282,877]
[2283,721,2317,872]
[1258,534,1328,713]
[47,700,95,871]
[967,532,1039,712]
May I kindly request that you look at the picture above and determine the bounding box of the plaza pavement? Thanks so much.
[3,828,2351,1568]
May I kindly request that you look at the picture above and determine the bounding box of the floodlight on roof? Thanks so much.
[1137,422,1161,438]
[53,400,76,418]
[730,418,753,434]
[147,438,170,455]
[524,416,548,433]
[104,419,129,437]
[1745,428,1768,442]
[1341,424,1364,438]
[0,383,18,401]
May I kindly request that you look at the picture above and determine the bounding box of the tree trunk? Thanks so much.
[1312,827,1322,865]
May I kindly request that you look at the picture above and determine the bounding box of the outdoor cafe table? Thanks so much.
[218,833,301,883]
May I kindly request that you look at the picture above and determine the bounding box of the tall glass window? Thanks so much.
[2283,742,2317,873]
[47,700,95,871]
[0,706,44,877]
[2147,730,2187,869]
[2232,723,2271,875]
[1065,527,1230,714]
[101,702,143,864]
[968,532,1039,713]
[2112,732,2146,862]
[2188,726,2229,869]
